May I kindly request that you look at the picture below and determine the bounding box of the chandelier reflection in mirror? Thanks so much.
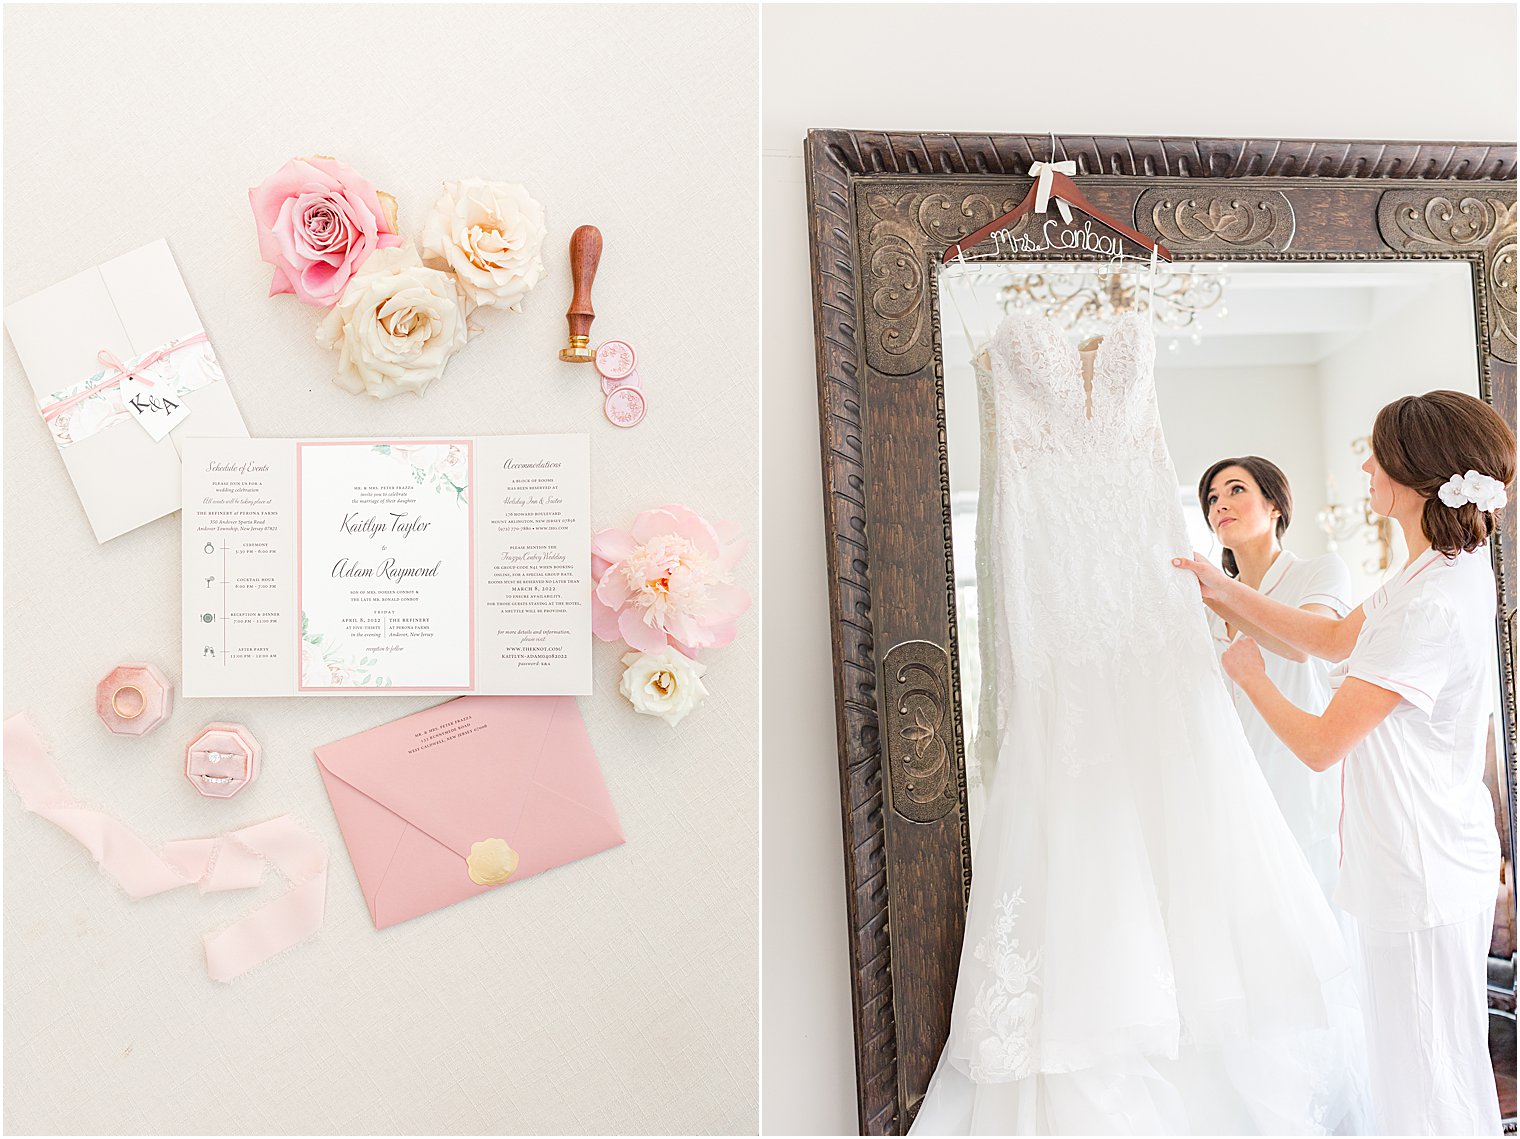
[996,266,1228,350]
[1317,436,1395,577]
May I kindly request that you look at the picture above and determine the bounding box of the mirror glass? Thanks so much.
[939,259,1513,1009]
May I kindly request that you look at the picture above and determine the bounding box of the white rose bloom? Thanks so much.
[317,245,469,399]
[419,179,548,312]
[619,647,709,727]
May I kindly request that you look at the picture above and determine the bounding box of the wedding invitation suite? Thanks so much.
[181,434,590,697]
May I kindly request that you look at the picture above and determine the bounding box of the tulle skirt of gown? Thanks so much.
[908,633,1371,1135]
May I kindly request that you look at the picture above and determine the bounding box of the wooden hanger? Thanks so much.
[942,161,1173,265]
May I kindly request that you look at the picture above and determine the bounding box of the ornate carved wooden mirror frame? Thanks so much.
[803,130,1518,1136]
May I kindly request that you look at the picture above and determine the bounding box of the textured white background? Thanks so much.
[760,4,1518,1133]
[4,5,758,1135]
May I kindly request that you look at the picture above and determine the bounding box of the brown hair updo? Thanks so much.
[1196,456,1293,579]
[1370,390,1516,556]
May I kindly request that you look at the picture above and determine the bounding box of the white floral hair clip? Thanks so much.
[1437,469,1508,511]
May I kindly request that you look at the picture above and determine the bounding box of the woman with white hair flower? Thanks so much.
[1175,389,1514,1135]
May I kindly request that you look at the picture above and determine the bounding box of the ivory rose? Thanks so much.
[619,647,709,727]
[316,246,468,399]
[592,505,750,656]
[249,156,401,307]
[419,179,548,311]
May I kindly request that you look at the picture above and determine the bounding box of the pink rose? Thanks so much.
[249,156,402,307]
[591,505,750,656]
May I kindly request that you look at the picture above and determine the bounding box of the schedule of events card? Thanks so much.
[181,435,590,697]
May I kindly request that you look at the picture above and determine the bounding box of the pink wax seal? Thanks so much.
[602,368,641,397]
[604,387,647,428]
[594,339,637,382]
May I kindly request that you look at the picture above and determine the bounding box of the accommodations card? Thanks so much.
[181,435,590,697]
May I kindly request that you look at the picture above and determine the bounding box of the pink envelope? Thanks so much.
[314,695,623,929]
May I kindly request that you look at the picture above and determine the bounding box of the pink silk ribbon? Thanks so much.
[39,331,210,424]
[4,714,327,982]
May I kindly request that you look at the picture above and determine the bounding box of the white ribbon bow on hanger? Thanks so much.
[1028,160,1077,224]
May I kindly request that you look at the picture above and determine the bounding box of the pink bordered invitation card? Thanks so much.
[180,434,590,698]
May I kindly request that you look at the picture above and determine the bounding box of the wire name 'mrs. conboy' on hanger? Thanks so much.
[942,160,1174,265]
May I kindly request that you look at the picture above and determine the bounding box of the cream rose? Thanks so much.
[317,245,468,399]
[619,647,709,727]
[419,179,547,312]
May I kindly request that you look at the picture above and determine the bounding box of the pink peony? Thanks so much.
[591,505,750,656]
[250,156,402,307]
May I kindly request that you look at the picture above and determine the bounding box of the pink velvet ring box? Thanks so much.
[96,662,173,736]
[185,722,260,799]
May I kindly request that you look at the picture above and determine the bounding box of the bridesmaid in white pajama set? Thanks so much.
[1175,390,1513,1135]
[1196,455,1353,904]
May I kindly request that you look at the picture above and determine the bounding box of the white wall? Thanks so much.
[760,5,1516,1134]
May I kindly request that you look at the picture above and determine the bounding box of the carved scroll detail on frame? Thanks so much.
[916,190,1023,250]
[1134,188,1295,251]
[862,191,931,375]
[1377,191,1513,251]
[882,641,958,823]
[1488,204,1517,364]
[860,187,1019,376]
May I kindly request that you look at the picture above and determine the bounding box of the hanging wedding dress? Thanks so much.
[911,311,1369,1135]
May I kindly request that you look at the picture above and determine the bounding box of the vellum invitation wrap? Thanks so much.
[4,240,249,542]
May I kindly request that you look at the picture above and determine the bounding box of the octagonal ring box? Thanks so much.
[96,662,173,737]
[185,723,260,799]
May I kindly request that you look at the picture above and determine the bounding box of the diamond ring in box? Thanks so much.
[185,722,261,799]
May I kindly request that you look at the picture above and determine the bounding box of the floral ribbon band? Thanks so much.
[35,330,222,448]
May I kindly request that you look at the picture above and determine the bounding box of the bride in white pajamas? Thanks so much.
[1175,389,1512,1135]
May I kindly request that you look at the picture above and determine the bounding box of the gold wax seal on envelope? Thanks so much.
[467,838,519,886]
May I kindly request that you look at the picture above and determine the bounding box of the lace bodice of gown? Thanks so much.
[989,309,1166,465]
[982,311,1206,684]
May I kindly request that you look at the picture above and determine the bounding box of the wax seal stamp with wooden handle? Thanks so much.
[559,225,602,363]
